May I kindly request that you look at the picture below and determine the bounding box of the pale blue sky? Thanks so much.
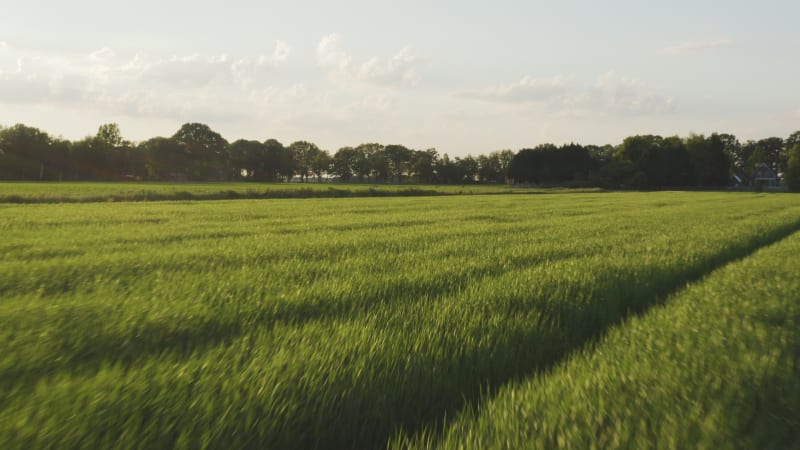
[1,0,798,155]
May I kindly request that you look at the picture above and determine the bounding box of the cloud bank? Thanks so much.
[0,41,295,120]
[316,34,421,87]
[457,72,675,116]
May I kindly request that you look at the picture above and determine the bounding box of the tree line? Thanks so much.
[1,122,799,190]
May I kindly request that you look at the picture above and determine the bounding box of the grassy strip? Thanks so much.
[1,193,799,449]
[0,186,448,203]
[403,232,800,449]
[0,181,589,203]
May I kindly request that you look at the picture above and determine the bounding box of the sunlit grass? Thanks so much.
[1,192,799,449]
[404,227,800,450]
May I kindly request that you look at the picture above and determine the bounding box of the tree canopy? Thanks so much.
[1,121,797,190]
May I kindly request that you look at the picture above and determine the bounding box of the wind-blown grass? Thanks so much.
[1,192,799,449]
[403,229,800,450]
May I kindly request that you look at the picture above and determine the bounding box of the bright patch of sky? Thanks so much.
[1,0,798,155]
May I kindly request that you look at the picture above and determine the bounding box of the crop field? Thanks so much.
[1,191,799,449]
[401,219,800,449]
[0,181,536,203]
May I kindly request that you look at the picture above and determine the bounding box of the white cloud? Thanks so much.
[272,41,291,62]
[88,47,115,62]
[457,72,675,116]
[139,53,233,87]
[578,72,675,115]
[457,76,568,103]
[131,41,291,89]
[357,47,420,86]
[316,33,420,87]
[247,83,308,106]
[0,41,297,121]
[316,34,352,76]
[664,39,732,55]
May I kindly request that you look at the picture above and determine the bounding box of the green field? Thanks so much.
[400,222,800,450]
[0,181,541,203]
[1,191,799,448]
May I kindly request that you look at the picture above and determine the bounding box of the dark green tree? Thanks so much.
[785,143,800,192]
[96,123,124,147]
[598,159,639,187]
[685,133,730,186]
[786,131,800,151]
[0,124,52,180]
[139,137,191,180]
[352,144,375,182]
[749,137,785,174]
[46,138,72,181]
[586,144,615,165]
[409,148,437,184]
[228,139,265,180]
[509,144,594,184]
[172,123,229,180]
[434,153,462,184]
[332,146,357,182]
[261,139,293,181]
[456,155,479,183]
[80,123,136,180]
[477,150,513,183]
[288,141,321,182]
[360,143,389,182]
[384,144,413,184]
[617,135,691,187]
[311,150,332,182]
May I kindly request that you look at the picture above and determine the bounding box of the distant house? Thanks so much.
[750,163,779,188]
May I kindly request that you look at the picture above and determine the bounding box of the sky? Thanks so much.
[1,0,798,155]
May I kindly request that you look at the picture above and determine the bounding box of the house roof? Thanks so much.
[751,163,777,180]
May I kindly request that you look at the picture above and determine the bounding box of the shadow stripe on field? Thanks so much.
[3,212,800,449]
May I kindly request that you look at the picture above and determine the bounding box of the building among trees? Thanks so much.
[750,163,779,189]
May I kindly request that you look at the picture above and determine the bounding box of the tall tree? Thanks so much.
[508,144,594,184]
[434,153,461,184]
[228,139,265,180]
[46,138,72,181]
[172,123,229,180]
[332,146,358,182]
[139,137,191,180]
[716,133,742,174]
[685,133,730,186]
[354,143,385,182]
[80,123,132,180]
[456,155,479,183]
[311,150,332,182]
[384,144,413,184]
[367,145,390,182]
[262,139,293,182]
[586,144,615,165]
[752,137,786,174]
[477,153,501,183]
[509,144,555,184]
[96,123,124,147]
[617,135,691,187]
[288,141,321,182]
[411,148,438,184]
[785,143,800,192]
[786,131,800,151]
[0,124,51,180]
